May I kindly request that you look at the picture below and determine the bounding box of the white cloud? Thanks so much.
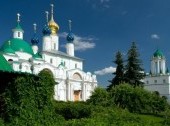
[100,0,110,4]
[94,66,116,76]
[87,0,110,9]
[59,32,96,51]
[151,34,160,40]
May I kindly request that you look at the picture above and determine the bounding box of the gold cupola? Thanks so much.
[48,4,59,34]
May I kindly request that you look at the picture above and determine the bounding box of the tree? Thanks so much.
[124,42,145,87]
[87,87,110,107]
[107,51,124,91]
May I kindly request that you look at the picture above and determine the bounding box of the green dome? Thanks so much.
[0,54,13,72]
[1,38,33,55]
[3,42,15,54]
[153,49,164,57]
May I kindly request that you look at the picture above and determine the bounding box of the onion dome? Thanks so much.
[42,24,51,36]
[48,4,59,34]
[153,49,164,58]
[31,34,39,45]
[67,32,74,42]
[1,38,33,55]
[48,19,59,34]
[66,20,74,42]
[31,23,39,45]
[0,54,13,72]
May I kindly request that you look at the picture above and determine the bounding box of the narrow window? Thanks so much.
[163,79,166,83]
[50,58,53,64]
[75,63,77,68]
[154,80,157,83]
[146,81,149,84]
[54,43,56,49]
[18,32,20,37]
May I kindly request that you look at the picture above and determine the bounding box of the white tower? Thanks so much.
[31,23,39,54]
[42,11,52,51]
[12,13,24,39]
[151,49,166,75]
[48,4,59,51]
[66,20,75,56]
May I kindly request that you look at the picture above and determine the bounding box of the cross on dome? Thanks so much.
[51,4,54,20]
[45,11,49,23]
[8,41,11,46]
[69,20,72,32]
[17,13,21,23]
[33,23,37,33]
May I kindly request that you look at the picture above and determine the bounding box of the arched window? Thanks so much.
[8,59,13,62]
[73,73,82,80]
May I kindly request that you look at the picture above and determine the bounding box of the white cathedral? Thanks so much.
[144,49,170,101]
[0,4,97,101]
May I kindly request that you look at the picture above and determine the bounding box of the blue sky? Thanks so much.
[1,0,170,87]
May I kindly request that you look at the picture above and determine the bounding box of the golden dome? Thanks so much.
[48,19,59,34]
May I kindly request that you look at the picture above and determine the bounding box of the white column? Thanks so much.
[70,84,73,101]
[157,60,159,74]
[51,35,59,51]
[82,83,86,101]
[67,82,70,101]
[43,36,51,51]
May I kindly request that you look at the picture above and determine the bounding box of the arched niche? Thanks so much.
[73,73,82,80]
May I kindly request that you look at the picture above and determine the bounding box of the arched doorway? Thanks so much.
[72,73,82,101]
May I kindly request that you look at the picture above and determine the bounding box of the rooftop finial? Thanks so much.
[50,4,54,20]
[8,41,11,46]
[68,20,72,32]
[17,13,21,23]
[45,11,49,23]
[33,23,37,33]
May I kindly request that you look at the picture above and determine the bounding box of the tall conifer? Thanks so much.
[124,42,145,87]
[107,51,124,90]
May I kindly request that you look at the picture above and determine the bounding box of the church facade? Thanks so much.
[144,49,170,101]
[0,5,97,101]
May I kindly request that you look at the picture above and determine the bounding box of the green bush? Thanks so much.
[109,83,168,114]
[55,102,92,120]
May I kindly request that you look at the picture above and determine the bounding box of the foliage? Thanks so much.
[162,107,170,125]
[0,70,64,126]
[55,101,92,120]
[107,51,124,90]
[109,83,168,113]
[124,42,145,87]
[0,70,169,126]
[87,87,111,107]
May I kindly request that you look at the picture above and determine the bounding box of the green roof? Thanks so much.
[14,23,24,32]
[153,49,164,58]
[0,54,13,72]
[33,52,42,59]
[3,43,15,54]
[1,38,33,55]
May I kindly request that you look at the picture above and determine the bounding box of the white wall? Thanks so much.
[144,75,170,96]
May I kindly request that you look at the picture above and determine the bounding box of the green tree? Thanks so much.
[107,51,124,91]
[2,70,64,126]
[87,87,110,107]
[124,42,145,87]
